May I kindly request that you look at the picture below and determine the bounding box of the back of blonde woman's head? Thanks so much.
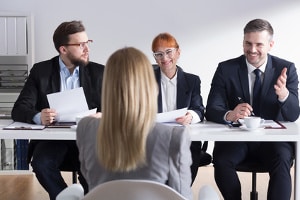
[97,47,158,172]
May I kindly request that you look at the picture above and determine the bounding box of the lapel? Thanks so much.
[238,57,251,103]
[261,55,275,101]
[79,65,93,102]
[51,57,62,93]
[238,55,275,105]
[153,66,163,113]
[176,67,189,108]
[79,66,86,88]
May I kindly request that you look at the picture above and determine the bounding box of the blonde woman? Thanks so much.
[76,47,193,199]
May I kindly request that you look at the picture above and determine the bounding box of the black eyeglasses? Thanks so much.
[64,40,93,49]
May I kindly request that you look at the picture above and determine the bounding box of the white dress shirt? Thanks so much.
[160,70,200,123]
[59,57,80,91]
[246,59,266,105]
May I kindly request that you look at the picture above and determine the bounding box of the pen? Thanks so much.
[3,126,33,130]
[228,123,242,128]
[20,126,32,129]
[237,97,255,116]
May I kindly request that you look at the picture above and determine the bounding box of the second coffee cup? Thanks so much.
[243,116,263,129]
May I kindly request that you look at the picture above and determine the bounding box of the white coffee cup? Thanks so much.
[243,116,263,129]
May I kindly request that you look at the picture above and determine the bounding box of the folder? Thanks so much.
[3,121,45,130]
[264,120,286,129]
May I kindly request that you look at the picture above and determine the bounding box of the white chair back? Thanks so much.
[82,179,187,200]
[198,185,220,200]
[56,183,84,200]
[56,180,220,200]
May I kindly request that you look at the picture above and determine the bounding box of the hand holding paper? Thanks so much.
[47,87,96,122]
[156,107,187,123]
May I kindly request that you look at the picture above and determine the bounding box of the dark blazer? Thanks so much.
[12,56,104,123]
[153,65,205,121]
[205,54,300,123]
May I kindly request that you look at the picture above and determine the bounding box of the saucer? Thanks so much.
[239,125,264,131]
[70,125,77,130]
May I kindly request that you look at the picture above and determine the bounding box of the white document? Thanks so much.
[47,87,96,122]
[3,122,45,130]
[263,120,285,129]
[156,107,187,123]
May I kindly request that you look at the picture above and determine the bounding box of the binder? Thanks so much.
[15,139,29,170]
[3,121,45,130]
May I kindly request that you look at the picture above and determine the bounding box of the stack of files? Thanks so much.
[15,139,29,170]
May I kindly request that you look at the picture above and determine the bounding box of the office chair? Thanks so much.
[59,154,79,184]
[83,179,188,200]
[56,180,220,200]
[191,141,212,183]
[59,161,89,195]
[236,157,294,200]
[56,183,84,200]
[59,163,78,184]
[56,180,187,200]
[27,140,78,183]
[236,159,269,200]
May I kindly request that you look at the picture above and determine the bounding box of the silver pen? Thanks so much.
[237,97,255,116]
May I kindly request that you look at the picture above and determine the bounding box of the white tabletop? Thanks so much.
[0,119,76,140]
[188,121,300,142]
[1,119,300,141]
[1,119,300,199]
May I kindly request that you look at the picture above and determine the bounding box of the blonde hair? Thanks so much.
[97,47,158,172]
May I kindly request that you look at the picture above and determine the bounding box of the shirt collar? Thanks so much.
[246,56,268,74]
[59,57,79,76]
[160,69,178,84]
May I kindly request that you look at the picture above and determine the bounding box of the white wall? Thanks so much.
[1,0,300,155]
[1,0,300,105]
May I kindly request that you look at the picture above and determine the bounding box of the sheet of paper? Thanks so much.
[156,107,187,123]
[263,120,286,129]
[47,87,96,122]
[57,108,97,122]
[3,121,45,130]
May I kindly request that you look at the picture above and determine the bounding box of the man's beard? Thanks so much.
[69,54,89,67]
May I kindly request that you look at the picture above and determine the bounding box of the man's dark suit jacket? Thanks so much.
[205,54,300,123]
[12,56,104,123]
[11,56,104,161]
[153,65,205,120]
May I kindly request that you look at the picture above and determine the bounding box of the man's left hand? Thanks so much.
[274,67,289,101]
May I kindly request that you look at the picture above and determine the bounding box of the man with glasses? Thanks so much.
[12,20,104,200]
[151,32,209,183]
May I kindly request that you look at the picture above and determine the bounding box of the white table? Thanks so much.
[1,119,300,199]
[0,119,75,140]
[188,121,300,200]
